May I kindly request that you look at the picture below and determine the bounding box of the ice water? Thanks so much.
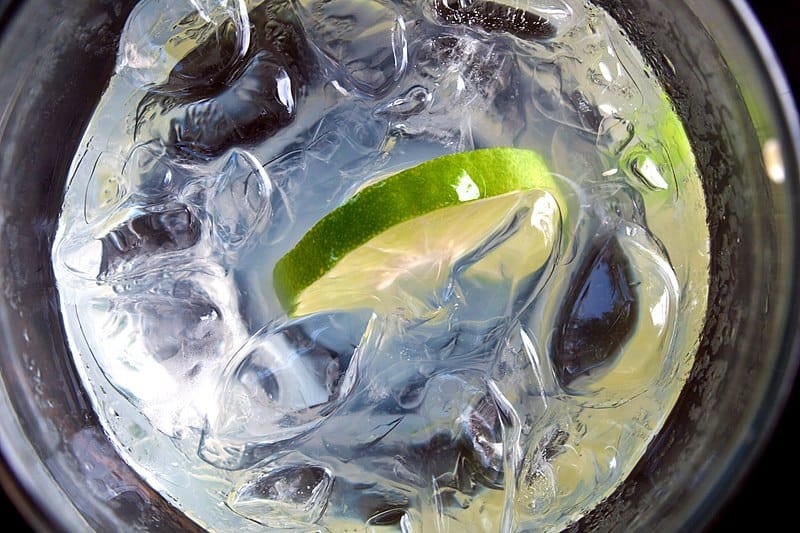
[52,0,709,530]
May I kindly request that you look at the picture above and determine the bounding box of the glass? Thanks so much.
[1,0,797,530]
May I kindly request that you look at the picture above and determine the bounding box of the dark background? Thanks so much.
[1,1,798,531]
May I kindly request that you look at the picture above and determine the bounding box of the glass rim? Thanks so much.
[686,0,800,529]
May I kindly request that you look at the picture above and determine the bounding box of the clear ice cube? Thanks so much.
[208,149,273,253]
[81,268,245,438]
[135,0,313,159]
[200,312,366,469]
[99,204,201,278]
[228,461,334,528]
[296,0,407,96]
[551,221,680,403]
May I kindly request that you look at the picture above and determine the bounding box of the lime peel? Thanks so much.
[273,147,562,316]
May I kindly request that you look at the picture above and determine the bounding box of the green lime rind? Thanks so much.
[273,147,557,315]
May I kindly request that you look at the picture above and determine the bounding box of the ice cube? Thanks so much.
[296,0,407,96]
[117,2,213,87]
[164,50,299,158]
[414,32,515,113]
[200,313,366,469]
[578,223,681,403]
[228,461,333,528]
[121,141,181,199]
[99,204,201,278]
[136,279,222,364]
[532,23,644,136]
[135,1,313,159]
[82,268,245,438]
[533,62,598,133]
[208,149,273,253]
[50,148,133,285]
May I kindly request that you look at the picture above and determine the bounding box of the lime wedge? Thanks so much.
[273,147,564,316]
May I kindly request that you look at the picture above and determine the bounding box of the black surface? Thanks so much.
[1,1,799,531]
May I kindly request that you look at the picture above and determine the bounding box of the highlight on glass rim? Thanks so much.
[47,0,715,530]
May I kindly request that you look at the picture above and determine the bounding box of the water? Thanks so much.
[52,0,709,530]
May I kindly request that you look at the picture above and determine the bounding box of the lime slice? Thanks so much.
[273,147,564,316]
